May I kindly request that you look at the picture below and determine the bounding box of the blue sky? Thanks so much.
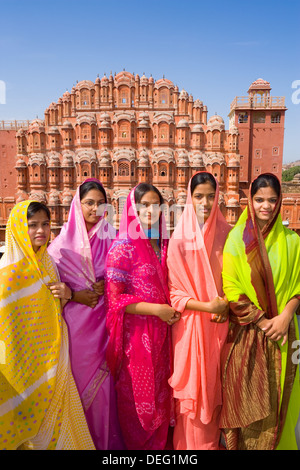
[0,0,299,162]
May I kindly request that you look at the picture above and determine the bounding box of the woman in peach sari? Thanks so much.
[167,171,231,450]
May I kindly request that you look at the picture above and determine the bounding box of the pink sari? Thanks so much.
[105,188,175,450]
[48,179,124,450]
[167,172,231,450]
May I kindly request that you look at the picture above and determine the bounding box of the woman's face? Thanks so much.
[252,186,278,229]
[137,191,161,229]
[27,210,51,252]
[80,188,106,231]
[191,182,216,223]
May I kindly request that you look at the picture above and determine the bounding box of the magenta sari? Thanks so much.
[48,179,124,450]
[105,188,175,450]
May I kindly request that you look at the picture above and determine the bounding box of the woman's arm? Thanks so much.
[185,296,229,322]
[126,302,180,325]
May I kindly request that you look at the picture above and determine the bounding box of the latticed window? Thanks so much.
[81,91,90,107]
[81,124,91,140]
[118,161,130,177]
[271,113,281,123]
[159,165,167,177]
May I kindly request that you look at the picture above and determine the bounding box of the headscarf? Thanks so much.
[0,201,94,450]
[167,171,231,423]
[48,178,116,290]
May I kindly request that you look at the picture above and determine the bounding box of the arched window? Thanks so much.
[159,87,169,106]
[159,123,169,141]
[81,124,91,140]
[159,161,168,177]
[118,160,130,177]
[81,90,90,107]
[119,86,130,105]
[119,121,130,140]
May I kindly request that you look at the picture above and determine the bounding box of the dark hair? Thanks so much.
[79,180,107,203]
[134,183,164,205]
[27,201,51,220]
[250,173,281,198]
[190,172,216,195]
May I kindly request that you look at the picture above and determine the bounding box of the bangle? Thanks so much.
[68,290,74,301]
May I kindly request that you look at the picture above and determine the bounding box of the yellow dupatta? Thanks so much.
[0,201,95,450]
[220,182,300,450]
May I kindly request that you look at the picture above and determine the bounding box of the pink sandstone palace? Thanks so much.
[0,72,299,241]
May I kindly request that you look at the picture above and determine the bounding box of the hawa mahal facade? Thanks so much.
[0,72,299,240]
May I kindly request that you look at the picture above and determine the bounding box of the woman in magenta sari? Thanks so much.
[48,179,124,450]
[105,183,179,450]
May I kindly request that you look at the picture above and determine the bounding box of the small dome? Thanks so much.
[191,124,204,133]
[248,78,271,93]
[140,73,148,85]
[179,89,188,100]
[177,119,189,128]
[227,198,239,207]
[207,115,225,131]
[15,158,27,168]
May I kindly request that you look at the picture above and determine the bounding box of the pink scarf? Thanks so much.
[167,172,231,423]
[105,187,174,435]
[48,178,115,289]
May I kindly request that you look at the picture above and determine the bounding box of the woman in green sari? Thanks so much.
[220,173,300,450]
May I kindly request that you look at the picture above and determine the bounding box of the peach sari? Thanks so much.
[167,172,231,449]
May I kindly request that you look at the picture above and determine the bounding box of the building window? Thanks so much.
[238,113,248,123]
[271,113,281,123]
[253,112,266,123]
[255,149,262,158]
[118,161,130,177]
[160,166,167,177]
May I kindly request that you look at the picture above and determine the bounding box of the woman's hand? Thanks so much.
[209,296,229,314]
[257,313,292,346]
[209,296,229,323]
[257,298,299,346]
[73,289,99,308]
[47,282,72,300]
[154,304,181,324]
[92,280,105,296]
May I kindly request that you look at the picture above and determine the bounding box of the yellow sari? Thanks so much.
[220,181,300,450]
[0,201,95,450]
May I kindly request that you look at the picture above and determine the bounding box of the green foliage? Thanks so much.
[282,166,300,182]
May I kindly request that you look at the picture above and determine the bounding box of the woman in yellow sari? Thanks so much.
[0,200,95,450]
[220,173,300,450]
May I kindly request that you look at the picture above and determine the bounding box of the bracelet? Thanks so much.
[68,290,74,301]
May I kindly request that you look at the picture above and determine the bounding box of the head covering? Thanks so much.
[48,178,116,290]
[0,201,94,449]
[167,171,231,423]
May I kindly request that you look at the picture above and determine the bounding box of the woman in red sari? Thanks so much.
[105,183,179,450]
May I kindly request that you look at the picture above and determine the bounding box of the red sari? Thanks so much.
[105,188,175,450]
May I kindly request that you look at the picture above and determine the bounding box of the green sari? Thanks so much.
[220,182,300,450]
